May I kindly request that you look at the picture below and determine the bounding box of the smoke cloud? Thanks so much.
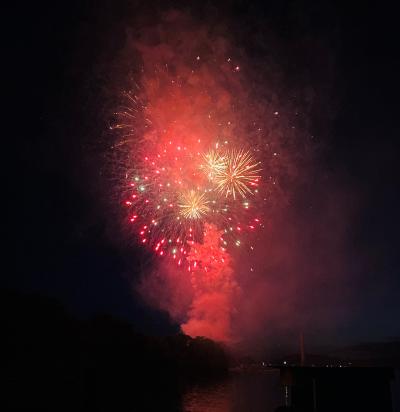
[106,6,358,351]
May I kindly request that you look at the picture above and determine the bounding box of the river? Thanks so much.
[182,370,284,412]
[181,369,400,412]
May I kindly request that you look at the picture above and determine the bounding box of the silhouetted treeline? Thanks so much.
[2,289,229,411]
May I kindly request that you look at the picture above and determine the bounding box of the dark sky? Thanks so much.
[5,1,400,346]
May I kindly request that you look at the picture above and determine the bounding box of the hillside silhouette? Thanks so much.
[2,289,229,410]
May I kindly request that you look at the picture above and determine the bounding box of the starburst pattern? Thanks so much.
[202,148,227,181]
[214,149,261,199]
[179,190,210,219]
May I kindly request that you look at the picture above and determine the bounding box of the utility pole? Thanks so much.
[300,332,305,366]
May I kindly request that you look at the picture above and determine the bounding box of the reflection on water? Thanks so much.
[182,369,400,412]
[182,370,283,412]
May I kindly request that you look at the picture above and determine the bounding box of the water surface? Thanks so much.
[182,370,283,412]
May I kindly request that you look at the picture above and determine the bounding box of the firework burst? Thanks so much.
[113,78,264,271]
[201,148,227,181]
[214,149,261,199]
[179,190,210,219]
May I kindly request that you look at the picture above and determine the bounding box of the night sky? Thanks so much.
[6,1,400,350]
